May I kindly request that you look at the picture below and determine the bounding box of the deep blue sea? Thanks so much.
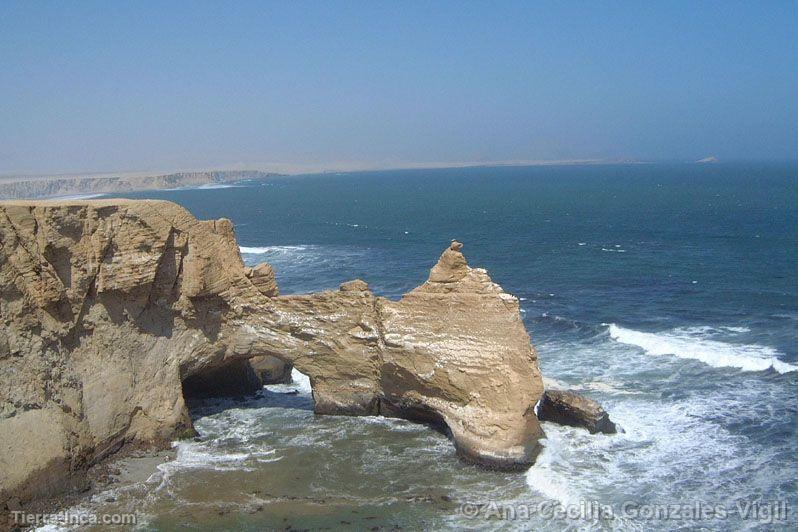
[68,163,797,530]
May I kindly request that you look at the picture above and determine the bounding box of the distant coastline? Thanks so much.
[0,158,769,200]
[0,170,280,200]
[0,159,627,200]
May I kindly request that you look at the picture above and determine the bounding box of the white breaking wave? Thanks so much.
[239,246,269,254]
[51,192,107,200]
[237,244,370,273]
[290,368,313,394]
[196,183,241,189]
[239,244,311,255]
[608,324,797,374]
[161,182,244,192]
[525,437,582,508]
[527,389,777,526]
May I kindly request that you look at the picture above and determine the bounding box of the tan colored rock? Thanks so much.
[377,242,543,467]
[428,240,469,283]
[244,262,279,297]
[339,279,369,292]
[0,199,544,512]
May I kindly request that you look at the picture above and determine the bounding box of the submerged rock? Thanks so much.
[537,390,617,434]
[0,199,544,512]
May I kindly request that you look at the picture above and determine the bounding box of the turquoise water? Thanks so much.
[75,164,797,529]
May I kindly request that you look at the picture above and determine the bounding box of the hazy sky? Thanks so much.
[1,1,796,175]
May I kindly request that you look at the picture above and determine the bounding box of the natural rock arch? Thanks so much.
[0,200,544,512]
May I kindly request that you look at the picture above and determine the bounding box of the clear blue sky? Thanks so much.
[1,1,796,174]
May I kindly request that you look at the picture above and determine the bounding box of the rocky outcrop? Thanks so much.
[0,200,544,512]
[339,279,369,292]
[0,170,278,200]
[244,263,279,297]
[537,390,617,434]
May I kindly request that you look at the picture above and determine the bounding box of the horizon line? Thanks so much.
[2,156,777,182]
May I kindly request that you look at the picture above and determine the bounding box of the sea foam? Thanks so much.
[239,245,311,255]
[290,368,313,394]
[608,324,797,374]
[525,438,582,508]
[51,192,107,200]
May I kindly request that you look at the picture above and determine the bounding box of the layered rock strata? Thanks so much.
[0,200,544,511]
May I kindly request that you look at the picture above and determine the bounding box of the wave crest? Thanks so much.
[239,245,312,255]
[608,324,796,374]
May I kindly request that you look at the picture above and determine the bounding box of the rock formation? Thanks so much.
[537,390,617,434]
[0,199,544,512]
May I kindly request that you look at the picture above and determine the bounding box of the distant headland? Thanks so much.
[0,170,281,200]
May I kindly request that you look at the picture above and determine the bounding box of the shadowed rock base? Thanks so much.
[182,359,262,399]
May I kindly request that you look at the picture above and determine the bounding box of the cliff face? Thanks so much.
[0,200,544,509]
[0,170,277,200]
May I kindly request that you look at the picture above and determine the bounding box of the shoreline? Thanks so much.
[0,170,280,201]
[0,159,629,200]
[3,443,175,531]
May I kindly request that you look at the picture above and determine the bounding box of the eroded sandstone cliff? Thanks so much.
[0,200,544,511]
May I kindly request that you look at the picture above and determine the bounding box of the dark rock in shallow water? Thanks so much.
[537,390,617,434]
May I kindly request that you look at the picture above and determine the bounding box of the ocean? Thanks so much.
[55,163,797,530]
